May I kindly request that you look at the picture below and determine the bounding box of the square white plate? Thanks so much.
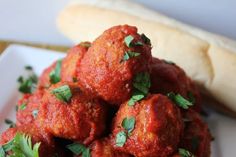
[0,44,236,157]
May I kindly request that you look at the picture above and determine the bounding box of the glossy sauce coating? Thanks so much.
[77,25,152,105]
[16,89,44,126]
[37,82,107,145]
[111,94,184,157]
[150,58,202,111]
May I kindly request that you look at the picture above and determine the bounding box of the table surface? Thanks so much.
[0,0,235,46]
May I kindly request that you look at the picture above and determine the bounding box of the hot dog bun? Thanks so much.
[56,0,236,116]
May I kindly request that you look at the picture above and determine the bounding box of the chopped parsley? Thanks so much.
[66,143,90,157]
[18,73,38,94]
[124,35,143,48]
[49,60,62,84]
[51,85,72,103]
[0,133,41,157]
[128,72,151,106]
[178,148,195,157]
[25,65,33,70]
[32,110,39,118]
[19,103,27,111]
[122,51,140,62]
[163,59,175,65]
[115,131,127,147]
[167,92,193,109]
[187,92,195,104]
[141,33,151,45]
[122,117,135,134]
[116,117,136,147]
[124,35,134,47]
[4,119,16,128]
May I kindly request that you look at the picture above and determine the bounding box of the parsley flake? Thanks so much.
[124,35,134,47]
[116,131,127,147]
[51,85,72,103]
[122,117,135,134]
[1,133,41,157]
[141,33,151,45]
[167,92,193,109]
[19,103,27,111]
[128,90,145,106]
[32,110,39,118]
[122,51,141,62]
[18,73,38,94]
[128,72,151,106]
[179,148,195,157]
[66,143,90,157]
[25,65,33,70]
[163,59,175,65]
[50,60,62,84]
[4,119,16,128]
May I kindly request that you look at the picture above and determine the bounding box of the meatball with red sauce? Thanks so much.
[16,89,44,126]
[38,42,90,88]
[77,25,152,105]
[111,94,183,157]
[61,42,90,82]
[150,58,201,111]
[0,124,63,157]
[179,109,211,157]
[37,82,107,145]
[82,138,131,157]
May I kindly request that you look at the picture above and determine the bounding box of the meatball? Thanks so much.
[111,94,183,157]
[37,82,107,145]
[179,110,211,157]
[85,138,131,157]
[16,89,43,126]
[150,58,201,111]
[77,25,152,105]
[38,42,89,88]
[61,42,90,82]
[0,124,60,157]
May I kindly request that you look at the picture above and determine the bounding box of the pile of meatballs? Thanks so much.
[0,25,212,157]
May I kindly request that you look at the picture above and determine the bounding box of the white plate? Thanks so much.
[0,45,236,157]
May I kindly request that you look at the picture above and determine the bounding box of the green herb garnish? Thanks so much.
[51,85,72,103]
[19,103,27,111]
[66,143,90,157]
[18,73,38,94]
[141,33,151,45]
[122,117,135,134]
[187,92,195,104]
[0,133,41,157]
[32,110,39,118]
[4,119,16,128]
[49,60,62,84]
[115,131,127,147]
[178,148,195,157]
[133,72,151,94]
[122,51,141,62]
[128,90,145,106]
[124,35,134,47]
[167,92,193,109]
[163,59,175,65]
[25,65,33,70]
[128,72,151,106]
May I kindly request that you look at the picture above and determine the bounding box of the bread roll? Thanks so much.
[57,0,236,115]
